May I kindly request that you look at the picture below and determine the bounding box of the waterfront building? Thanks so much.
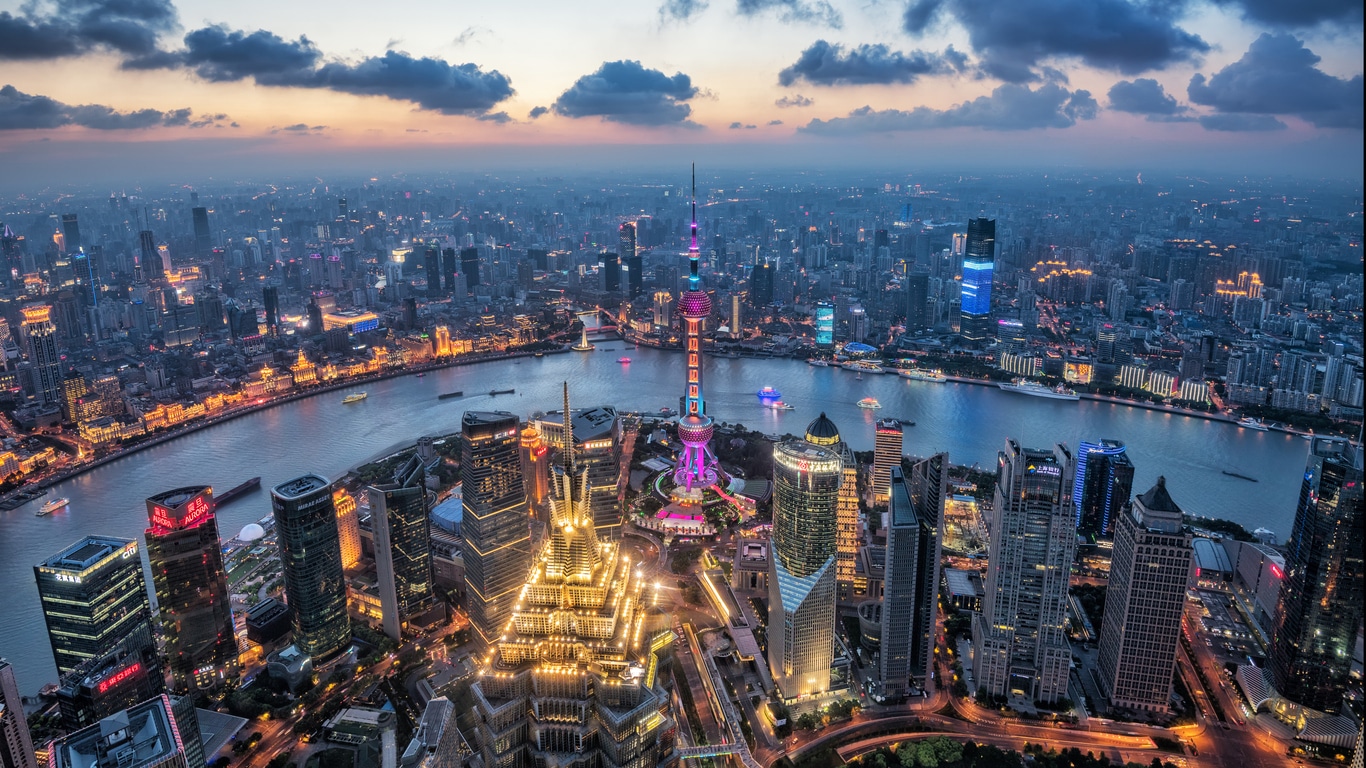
[1269,437,1364,714]
[48,694,205,768]
[1096,477,1192,713]
[803,413,859,600]
[768,439,843,698]
[469,385,678,768]
[367,455,435,640]
[878,456,946,701]
[21,305,62,407]
[1074,439,1135,539]
[959,218,996,344]
[533,405,623,540]
[461,410,531,645]
[673,167,720,497]
[973,439,1076,704]
[35,536,151,676]
[0,659,37,768]
[144,486,238,693]
[271,475,350,661]
[873,419,903,507]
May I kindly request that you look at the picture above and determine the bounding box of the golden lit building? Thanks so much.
[803,413,859,601]
[873,419,903,507]
[290,349,317,386]
[334,488,361,572]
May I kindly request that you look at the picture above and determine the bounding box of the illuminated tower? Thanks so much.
[271,475,349,662]
[804,413,859,601]
[1,659,37,768]
[22,305,62,408]
[673,166,719,496]
[873,419,903,507]
[35,537,151,676]
[960,218,996,343]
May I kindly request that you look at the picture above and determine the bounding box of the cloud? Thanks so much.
[477,111,513,123]
[775,94,814,108]
[528,105,549,119]
[1,0,177,61]
[768,119,784,125]
[1107,78,1186,116]
[0,84,222,131]
[1198,114,1287,131]
[801,82,1098,133]
[728,121,757,129]
[167,25,322,82]
[778,40,968,87]
[1208,0,1362,28]
[272,123,326,134]
[1187,33,1362,129]
[552,60,700,126]
[660,0,709,20]
[736,0,842,27]
[903,0,1208,83]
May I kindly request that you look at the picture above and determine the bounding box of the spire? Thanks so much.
[561,381,574,477]
[689,163,699,287]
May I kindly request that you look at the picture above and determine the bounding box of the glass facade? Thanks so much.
[35,536,151,676]
[1074,439,1135,539]
[271,474,349,661]
[368,455,435,641]
[461,411,531,644]
[879,456,945,701]
[959,217,996,342]
[815,303,834,346]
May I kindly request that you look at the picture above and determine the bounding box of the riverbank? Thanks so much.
[4,346,570,503]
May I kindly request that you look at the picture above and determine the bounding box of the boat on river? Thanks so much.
[841,360,885,374]
[998,379,1079,401]
[1237,417,1269,431]
[36,497,69,517]
[857,398,882,410]
[342,392,368,404]
[900,368,946,383]
[765,401,795,411]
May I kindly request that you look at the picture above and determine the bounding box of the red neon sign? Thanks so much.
[97,662,141,694]
[149,494,211,533]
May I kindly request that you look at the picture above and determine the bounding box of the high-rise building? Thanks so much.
[48,694,205,768]
[271,475,350,661]
[602,252,620,292]
[1096,477,1192,713]
[461,411,531,644]
[873,419,903,507]
[469,385,677,768]
[424,246,443,297]
[625,253,643,299]
[973,439,1076,704]
[262,285,279,331]
[519,425,549,515]
[1074,440,1135,539]
[333,488,361,571]
[61,213,81,254]
[673,167,719,495]
[35,536,151,676]
[751,260,774,307]
[815,302,834,347]
[144,486,238,693]
[191,207,211,256]
[534,405,622,540]
[460,247,481,287]
[803,413,859,601]
[367,455,435,641]
[879,456,945,701]
[1269,437,1364,714]
[0,659,37,768]
[905,270,930,331]
[960,218,996,343]
[138,230,163,281]
[55,623,163,732]
[619,220,637,261]
[21,305,62,408]
[768,440,843,698]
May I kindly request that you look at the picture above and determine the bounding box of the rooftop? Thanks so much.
[271,473,331,500]
[40,536,136,572]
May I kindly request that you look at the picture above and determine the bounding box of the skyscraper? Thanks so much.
[879,456,945,701]
[873,419,903,507]
[803,413,859,601]
[367,455,435,641]
[144,486,238,692]
[625,253,643,298]
[0,659,37,768]
[461,411,531,644]
[751,260,774,307]
[1074,439,1135,539]
[973,439,1076,704]
[1096,477,1192,713]
[55,623,164,732]
[602,251,620,292]
[191,207,211,256]
[138,230,164,281]
[271,475,349,661]
[35,536,151,677]
[960,218,996,343]
[769,440,843,698]
[48,694,205,768]
[673,166,719,495]
[60,213,81,254]
[534,405,623,540]
[619,220,637,261]
[460,247,481,287]
[22,305,62,408]
[424,246,443,297]
[469,385,677,768]
[1269,437,1364,714]
[905,270,929,331]
[262,285,279,331]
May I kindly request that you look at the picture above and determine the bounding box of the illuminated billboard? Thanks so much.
[815,303,834,346]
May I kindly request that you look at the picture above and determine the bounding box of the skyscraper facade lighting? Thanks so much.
[878,457,946,701]
[1074,439,1135,539]
[461,410,531,645]
[959,218,996,343]
[368,455,436,641]
[271,474,350,661]
[672,166,719,494]
[35,536,150,677]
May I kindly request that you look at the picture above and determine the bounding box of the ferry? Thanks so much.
[618,357,632,364]
[841,360,885,375]
[36,497,69,517]
[1237,417,1269,431]
[857,397,882,410]
[997,379,1080,401]
[757,386,782,399]
[899,368,946,383]
[765,401,796,411]
[416,372,425,378]
[342,392,368,404]
[807,359,830,367]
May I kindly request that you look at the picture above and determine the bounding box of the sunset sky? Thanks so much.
[0,0,1361,183]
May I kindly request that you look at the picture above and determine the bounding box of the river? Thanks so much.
[0,347,1312,693]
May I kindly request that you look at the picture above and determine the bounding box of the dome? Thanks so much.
[804,412,841,447]
[676,290,712,318]
[238,523,266,542]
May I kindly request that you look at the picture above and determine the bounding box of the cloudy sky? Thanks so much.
[0,0,1362,182]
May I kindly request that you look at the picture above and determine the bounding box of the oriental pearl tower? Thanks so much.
[672,165,719,498]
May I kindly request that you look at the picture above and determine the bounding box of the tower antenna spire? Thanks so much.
[562,381,574,477]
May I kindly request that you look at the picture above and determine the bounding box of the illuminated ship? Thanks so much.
[997,379,1080,401]
[808,359,830,367]
[899,368,946,383]
[341,392,368,404]
[757,386,782,399]
[765,401,796,411]
[36,497,69,517]
[857,397,882,410]
[1237,416,1269,431]
[841,360,885,374]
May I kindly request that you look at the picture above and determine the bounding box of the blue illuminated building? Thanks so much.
[815,303,834,347]
[1074,440,1135,539]
[959,218,995,343]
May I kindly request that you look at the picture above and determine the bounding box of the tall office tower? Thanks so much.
[625,253,643,298]
[48,694,205,768]
[1074,439,1135,540]
[519,424,549,515]
[190,207,211,256]
[619,220,637,259]
[460,246,481,286]
[0,659,37,768]
[673,167,719,495]
[144,486,238,693]
[905,270,930,331]
[61,213,81,254]
[730,293,744,336]
[960,217,996,343]
[879,456,946,701]
[873,419,904,507]
[768,440,843,698]
[271,475,349,661]
[461,410,531,644]
[55,623,163,732]
[1270,437,1364,714]
[1096,477,1192,713]
[440,248,458,296]
[262,285,279,331]
[469,386,678,768]
[138,230,163,281]
[602,252,621,292]
[1,224,21,282]
[815,302,834,347]
[804,413,859,600]
[973,439,1076,704]
[22,305,62,408]
[35,536,151,676]
[751,260,774,307]
[367,455,435,641]
[423,246,442,296]
[534,405,622,540]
